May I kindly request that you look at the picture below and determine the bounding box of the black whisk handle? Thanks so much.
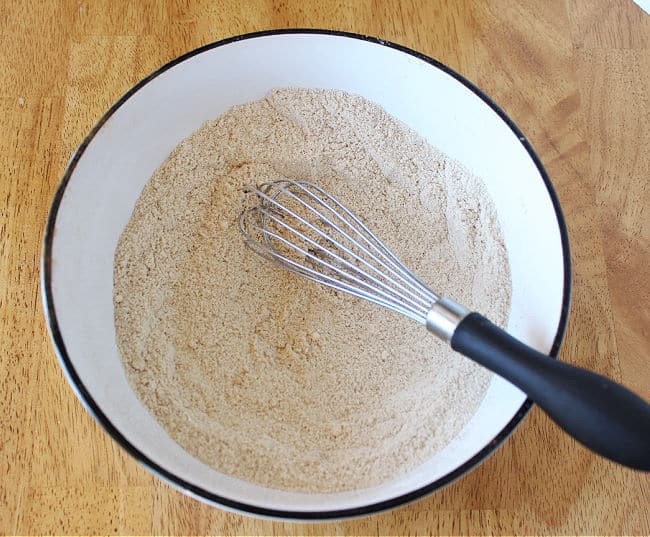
[451,312,650,471]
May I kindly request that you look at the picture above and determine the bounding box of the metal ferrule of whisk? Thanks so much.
[238,179,468,342]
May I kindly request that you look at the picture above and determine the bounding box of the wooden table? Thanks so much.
[2,1,649,534]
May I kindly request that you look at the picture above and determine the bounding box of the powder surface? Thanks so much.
[114,88,511,493]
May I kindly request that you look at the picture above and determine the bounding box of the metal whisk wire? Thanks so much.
[239,179,439,323]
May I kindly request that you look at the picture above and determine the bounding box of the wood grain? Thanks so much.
[1,0,649,534]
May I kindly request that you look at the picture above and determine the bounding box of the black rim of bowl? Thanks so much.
[41,28,572,521]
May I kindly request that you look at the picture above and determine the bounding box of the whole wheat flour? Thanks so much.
[114,88,511,493]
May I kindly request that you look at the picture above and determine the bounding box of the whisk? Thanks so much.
[239,179,650,471]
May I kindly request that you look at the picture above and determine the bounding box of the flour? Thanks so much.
[114,88,511,492]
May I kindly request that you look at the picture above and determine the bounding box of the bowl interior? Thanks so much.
[45,33,567,516]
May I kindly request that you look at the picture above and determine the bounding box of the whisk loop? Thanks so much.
[239,179,439,324]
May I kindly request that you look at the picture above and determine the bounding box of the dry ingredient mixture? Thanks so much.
[114,88,511,493]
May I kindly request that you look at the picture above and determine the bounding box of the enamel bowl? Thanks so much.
[42,30,571,520]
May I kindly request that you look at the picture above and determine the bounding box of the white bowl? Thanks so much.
[42,30,571,520]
